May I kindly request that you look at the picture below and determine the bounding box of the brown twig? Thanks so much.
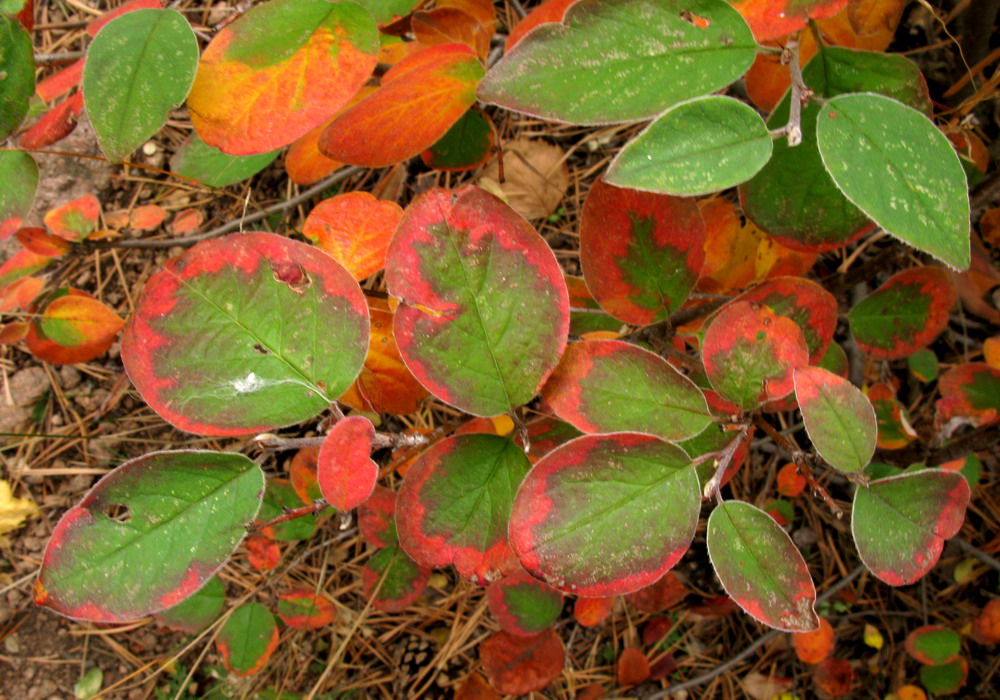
[250,499,329,532]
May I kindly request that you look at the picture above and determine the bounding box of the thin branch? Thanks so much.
[703,425,749,501]
[34,51,86,64]
[250,499,329,532]
[254,429,429,452]
[955,538,1000,573]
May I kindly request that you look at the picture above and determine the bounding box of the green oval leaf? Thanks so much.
[35,451,263,622]
[477,0,756,124]
[487,568,564,637]
[905,625,961,665]
[707,500,819,632]
[385,186,569,416]
[396,434,531,584]
[794,366,876,473]
[509,433,700,597]
[607,96,772,195]
[216,602,279,677]
[852,469,970,586]
[83,9,199,162]
[542,339,711,442]
[817,93,970,269]
[919,657,968,694]
[154,575,225,633]
[170,132,280,188]
[122,232,369,436]
[0,13,34,139]
[0,150,38,221]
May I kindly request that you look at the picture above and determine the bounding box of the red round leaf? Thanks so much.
[479,628,565,695]
[317,416,378,511]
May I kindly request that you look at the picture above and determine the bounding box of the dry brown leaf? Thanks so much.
[479,137,570,220]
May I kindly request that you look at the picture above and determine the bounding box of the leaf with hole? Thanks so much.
[479,628,565,695]
[487,568,564,636]
[794,366,876,474]
[122,232,369,436]
[303,191,403,281]
[275,588,336,629]
[707,500,819,632]
[34,451,263,622]
[852,469,970,586]
[0,14,34,139]
[385,186,569,416]
[317,416,378,511]
[361,544,431,612]
[215,602,279,677]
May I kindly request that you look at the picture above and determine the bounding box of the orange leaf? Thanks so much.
[19,92,83,150]
[815,0,906,51]
[895,685,928,700]
[732,0,849,41]
[792,616,835,664]
[246,535,281,570]
[617,648,650,687]
[35,58,84,103]
[0,277,43,312]
[573,595,614,627]
[745,32,818,113]
[0,249,52,289]
[971,598,1000,644]
[0,322,28,344]
[129,205,167,231]
[413,8,491,60]
[15,227,71,258]
[319,43,485,168]
[40,295,125,349]
[439,0,497,35]
[26,290,121,364]
[284,85,374,185]
[984,337,1000,370]
[44,194,101,241]
[170,208,204,234]
[302,191,402,280]
[507,0,576,49]
[777,463,807,497]
[454,672,501,700]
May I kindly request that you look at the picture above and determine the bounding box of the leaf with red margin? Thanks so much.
[574,595,613,627]
[731,0,848,41]
[121,232,369,436]
[245,535,280,570]
[385,186,569,416]
[275,588,337,629]
[361,544,431,612]
[288,447,322,505]
[868,381,917,449]
[397,434,530,584]
[44,194,100,241]
[618,648,650,686]
[187,0,378,155]
[812,657,854,698]
[26,288,120,364]
[682,423,754,496]
[580,180,705,325]
[702,301,809,411]
[937,363,1000,426]
[542,340,710,442]
[920,657,968,695]
[853,469,970,586]
[707,500,819,632]
[359,485,399,547]
[215,602,279,677]
[510,433,700,596]
[36,59,84,102]
[319,44,484,167]
[19,92,83,150]
[479,628,565,696]
[318,416,378,511]
[625,571,687,613]
[849,267,956,360]
[794,366,876,474]
[487,568,564,636]
[730,276,837,363]
[40,295,124,349]
[793,616,835,664]
[420,108,495,172]
[526,416,583,462]
[154,574,224,633]
[34,450,263,622]
[0,250,49,291]
[904,625,960,665]
[16,227,71,257]
[303,191,403,281]
[506,0,577,49]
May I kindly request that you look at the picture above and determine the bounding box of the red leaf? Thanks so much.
[777,463,806,497]
[507,0,577,49]
[792,616,835,664]
[246,536,280,571]
[455,672,501,700]
[617,648,650,687]
[19,92,84,149]
[573,595,613,628]
[15,227,71,257]
[317,416,378,511]
[275,588,336,629]
[732,0,849,41]
[625,571,687,614]
[971,599,1000,644]
[36,59,85,103]
[812,657,854,697]
[479,628,565,695]
[487,568,564,636]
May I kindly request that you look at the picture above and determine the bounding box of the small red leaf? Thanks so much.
[36,59,85,103]
[573,595,613,627]
[479,628,565,695]
[275,588,337,629]
[129,204,167,231]
[777,463,806,497]
[317,416,378,511]
[812,656,854,698]
[792,616,835,664]
[732,0,849,41]
[15,227,71,257]
[245,535,280,571]
[19,92,84,149]
[617,648,650,687]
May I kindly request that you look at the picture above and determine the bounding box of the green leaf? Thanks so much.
[919,657,967,694]
[817,93,970,269]
[794,366,876,474]
[170,132,280,188]
[0,13,34,139]
[477,0,756,124]
[155,575,225,633]
[905,625,960,665]
[852,469,970,586]
[73,667,103,700]
[0,150,38,221]
[83,9,199,162]
[35,451,264,622]
[707,500,819,632]
[907,348,939,382]
[216,602,280,677]
[354,0,421,24]
[607,96,772,195]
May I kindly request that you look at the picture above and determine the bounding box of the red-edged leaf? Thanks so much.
[852,469,970,586]
[617,648,650,687]
[40,295,124,348]
[303,191,403,281]
[707,500,819,632]
[526,416,583,462]
[275,588,337,629]
[580,180,705,325]
[777,463,806,497]
[510,433,700,597]
[122,232,369,436]
[792,617,835,664]
[129,204,167,231]
[34,451,263,622]
[794,366,876,474]
[319,43,485,167]
[849,266,956,360]
[245,535,280,570]
[479,629,565,695]
[919,656,968,695]
[361,544,431,612]
[812,657,854,698]
[506,0,577,49]
[188,0,379,155]
[625,571,687,614]
[420,107,495,172]
[937,362,1000,426]
[86,0,163,36]
[288,447,322,505]
[19,92,83,149]
[36,58,85,102]
[216,602,279,677]
[869,381,918,449]
[766,499,795,526]
[359,485,398,547]
[732,0,849,41]
[257,478,317,542]
[573,595,614,627]
[904,625,960,665]
[15,227,71,257]
[154,575,225,633]
[44,194,100,241]
[385,186,569,416]
[487,568,564,636]
[397,434,530,584]
[317,416,378,511]
[702,301,809,411]
[542,339,710,442]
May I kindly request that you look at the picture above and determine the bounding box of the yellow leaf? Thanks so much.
[0,480,39,535]
[863,623,884,650]
[953,557,977,584]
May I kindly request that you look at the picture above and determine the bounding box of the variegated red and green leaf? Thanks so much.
[905,625,960,665]
[937,363,1000,426]
[852,469,970,586]
[794,366,876,474]
[731,0,848,41]
[920,657,968,695]
[707,500,819,632]
[0,249,50,289]
[397,434,530,584]
[385,186,569,416]
[702,301,809,411]
[44,194,100,241]
[541,339,711,441]
[573,594,614,627]
[479,628,566,696]
[320,43,484,168]
[487,568,564,636]
[868,382,917,449]
[302,191,403,281]
[15,227,71,257]
[215,602,280,677]
[275,588,337,629]
[848,266,956,361]
[361,544,431,612]
[26,288,120,364]
[509,433,700,597]
[359,485,398,547]
[580,180,705,324]
[154,574,224,633]
[526,416,583,462]
[420,107,495,172]
[187,0,379,155]
[40,294,124,349]
[317,415,378,511]
[34,450,263,622]
[122,232,369,436]
[288,446,322,504]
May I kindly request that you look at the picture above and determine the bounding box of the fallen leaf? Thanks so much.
[479,137,570,220]
[0,480,39,534]
[617,648,650,687]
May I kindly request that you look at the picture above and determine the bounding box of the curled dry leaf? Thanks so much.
[479,137,570,220]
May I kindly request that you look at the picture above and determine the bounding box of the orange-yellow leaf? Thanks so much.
[170,208,203,234]
[15,227,71,257]
[44,194,100,241]
[302,191,402,281]
[412,8,491,60]
[984,337,1000,370]
[40,295,125,349]
[129,204,167,231]
[792,616,835,664]
[815,0,906,51]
